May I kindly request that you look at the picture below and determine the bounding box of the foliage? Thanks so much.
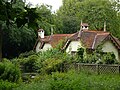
[34,49,71,74]
[76,48,85,62]
[13,54,39,73]
[18,50,36,58]
[2,3,54,58]
[0,59,21,83]
[3,26,37,58]
[85,52,116,64]
[14,70,120,90]
[22,55,38,73]
[76,46,117,64]
[40,58,63,74]
[0,0,39,60]
[0,80,18,90]
[13,48,72,74]
[55,0,120,38]
[36,4,54,35]
[102,52,116,64]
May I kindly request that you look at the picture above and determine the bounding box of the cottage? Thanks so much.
[34,29,72,52]
[63,23,120,61]
[34,23,120,61]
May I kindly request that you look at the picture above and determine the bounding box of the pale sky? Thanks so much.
[26,0,63,12]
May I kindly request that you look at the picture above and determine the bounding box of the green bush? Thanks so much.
[40,58,63,74]
[0,80,17,90]
[22,55,38,72]
[0,59,21,83]
[19,50,36,58]
[13,48,73,74]
[102,52,116,64]
[34,49,72,74]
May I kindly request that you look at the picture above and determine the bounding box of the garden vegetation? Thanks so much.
[0,46,119,90]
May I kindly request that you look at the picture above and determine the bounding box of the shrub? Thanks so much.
[19,50,36,58]
[102,52,116,64]
[0,80,18,90]
[13,49,73,75]
[0,59,21,83]
[77,48,84,58]
[22,55,38,72]
[40,58,63,74]
[34,49,72,74]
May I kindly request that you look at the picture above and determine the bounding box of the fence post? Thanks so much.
[97,64,100,75]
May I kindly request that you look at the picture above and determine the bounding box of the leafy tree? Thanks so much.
[78,0,120,37]
[36,4,54,35]
[1,3,54,58]
[55,0,120,38]
[2,26,36,58]
[54,0,81,34]
[0,0,39,60]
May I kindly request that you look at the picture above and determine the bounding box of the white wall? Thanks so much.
[102,40,119,61]
[66,41,81,54]
[35,42,41,53]
[41,43,52,51]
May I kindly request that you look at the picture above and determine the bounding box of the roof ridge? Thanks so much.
[96,32,110,35]
[83,30,109,33]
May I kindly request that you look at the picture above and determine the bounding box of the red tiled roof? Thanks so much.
[93,33,110,49]
[49,34,73,48]
[34,30,120,50]
[34,34,73,49]
[64,30,111,49]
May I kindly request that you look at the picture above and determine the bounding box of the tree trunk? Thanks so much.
[0,24,2,61]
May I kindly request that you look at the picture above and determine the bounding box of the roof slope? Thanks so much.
[68,30,110,49]
[34,34,73,49]
[48,34,73,48]
[34,30,120,51]
[63,30,120,50]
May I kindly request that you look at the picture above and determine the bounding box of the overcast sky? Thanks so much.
[26,0,63,11]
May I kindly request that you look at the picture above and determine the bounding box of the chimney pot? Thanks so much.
[81,23,89,30]
[38,29,44,38]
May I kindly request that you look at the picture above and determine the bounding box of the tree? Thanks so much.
[1,2,54,59]
[77,0,120,37]
[2,25,36,58]
[0,0,39,60]
[36,4,54,35]
[55,0,120,38]
[54,0,81,34]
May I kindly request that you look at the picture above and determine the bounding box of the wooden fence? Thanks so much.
[64,63,120,75]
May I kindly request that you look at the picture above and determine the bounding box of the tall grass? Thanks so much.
[14,70,120,90]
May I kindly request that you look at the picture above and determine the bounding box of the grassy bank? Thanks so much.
[14,70,120,90]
